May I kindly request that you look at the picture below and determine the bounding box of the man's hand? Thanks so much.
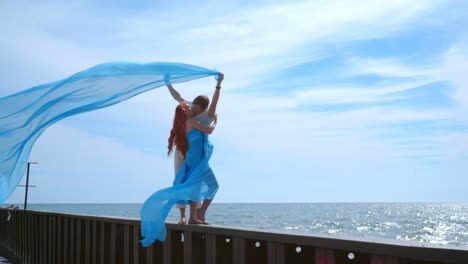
[164,75,171,85]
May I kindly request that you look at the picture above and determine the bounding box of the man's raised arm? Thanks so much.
[166,83,184,103]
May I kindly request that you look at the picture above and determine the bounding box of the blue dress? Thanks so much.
[140,129,219,246]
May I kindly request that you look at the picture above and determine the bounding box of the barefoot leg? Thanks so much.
[188,202,203,224]
[197,199,213,224]
[178,208,186,225]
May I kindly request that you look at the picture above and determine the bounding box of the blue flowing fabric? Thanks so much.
[140,129,219,246]
[0,62,219,205]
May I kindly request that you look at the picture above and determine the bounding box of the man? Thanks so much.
[166,73,224,224]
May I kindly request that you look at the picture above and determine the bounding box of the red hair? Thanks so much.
[168,104,188,159]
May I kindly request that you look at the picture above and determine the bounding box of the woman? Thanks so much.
[140,102,219,246]
[168,103,215,225]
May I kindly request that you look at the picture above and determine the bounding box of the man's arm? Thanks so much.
[189,119,215,134]
[208,73,224,119]
[167,84,184,103]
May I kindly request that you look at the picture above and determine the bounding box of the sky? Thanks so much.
[1,0,467,203]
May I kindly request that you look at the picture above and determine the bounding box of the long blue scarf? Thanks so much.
[0,62,219,204]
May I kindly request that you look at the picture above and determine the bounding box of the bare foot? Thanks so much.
[197,211,209,225]
[178,216,186,225]
[188,217,204,225]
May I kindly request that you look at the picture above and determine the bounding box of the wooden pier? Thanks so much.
[0,208,467,263]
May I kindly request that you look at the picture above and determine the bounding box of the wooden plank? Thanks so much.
[23,212,27,264]
[100,221,105,264]
[57,216,66,263]
[77,219,81,264]
[29,212,31,263]
[267,242,285,264]
[48,216,53,264]
[85,220,90,264]
[205,234,217,264]
[110,223,116,264]
[147,243,154,263]
[35,214,40,264]
[92,220,97,264]
[1,211,4,244]
[24,212,27,264]
[26,212,29,263]
[70,218,75,263]
[17,212,20,262]
[315,248,334,264]
[0,211,3,244]
[55,216,59,263]
[17,212,20,261]
[16,212,19,262]
[27,212,30,264]
[24,211,31,263]
[36,213,40,264]
[123,224,130,264]
[36,213,39,264]
[26,212,30,264]
[43,215,47,264]
[0,211,2,244]
[132,225,139,264]
[0,212,3,245]
[24,213,27,263]
[52,215,56,264]
[183,231,193,264]
[233,237,246,264]
[370,255,399,264]
[30,214,35,263]
[63,217,68,264]
[163,229,172,264]
[18,212,22,261]
[21,212,24,262]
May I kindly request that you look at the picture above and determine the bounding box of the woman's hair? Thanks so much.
[168,104,189,159]
[193,95,210,111]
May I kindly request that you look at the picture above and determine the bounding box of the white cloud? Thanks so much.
[344,57,438,78]
[0,0,444,92]
[293,81,433,105]
[439,42,468,111]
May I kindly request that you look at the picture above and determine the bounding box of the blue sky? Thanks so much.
[1,0,467,203]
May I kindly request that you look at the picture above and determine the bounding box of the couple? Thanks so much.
[140,73,224,246]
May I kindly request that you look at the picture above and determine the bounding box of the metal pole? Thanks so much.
[24,163,31,210]
[23,162,37,210]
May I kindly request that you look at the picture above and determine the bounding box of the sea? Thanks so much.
[13,203,468,248]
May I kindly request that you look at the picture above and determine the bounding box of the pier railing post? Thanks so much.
[233,237,246,264]
[205,233,217,264]
[84,220,90,264]
[183,231,193,264]
[132,225,139,263]
[163,228,172,264]
[315,248,335,264]
[267,242,285,264]
[123,224,129,264]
